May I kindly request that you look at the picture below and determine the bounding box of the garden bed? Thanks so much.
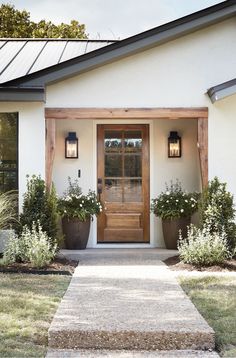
[0,256,78,275]
[164,255,236,272]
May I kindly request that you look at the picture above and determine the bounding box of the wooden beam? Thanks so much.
[45,118,56,189]
[45,107,208,120]
[198,117,208,188]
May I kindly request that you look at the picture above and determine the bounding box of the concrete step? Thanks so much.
[48,251,215,351]
[47,349,220,358]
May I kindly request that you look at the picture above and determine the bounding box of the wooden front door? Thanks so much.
[97,124,150,243]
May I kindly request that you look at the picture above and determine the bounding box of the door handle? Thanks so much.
[97,178,103,194]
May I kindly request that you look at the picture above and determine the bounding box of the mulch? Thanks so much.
[164,255,236,272]
[0,257,78,275]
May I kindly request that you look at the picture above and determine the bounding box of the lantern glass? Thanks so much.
[168,131,181,158]
[65,132,78,158]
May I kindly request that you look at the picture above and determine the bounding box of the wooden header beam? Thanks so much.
[45,107,208,120]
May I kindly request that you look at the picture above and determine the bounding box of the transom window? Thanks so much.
[0,113,18,193]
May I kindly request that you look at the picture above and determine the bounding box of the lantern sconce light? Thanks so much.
[65,132,78,158]
[168,131,181,158]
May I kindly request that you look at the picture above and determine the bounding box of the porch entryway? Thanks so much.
[45,107,208,248]
[97,124,150,243]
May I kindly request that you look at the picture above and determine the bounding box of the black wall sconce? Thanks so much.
[168,131,181,158]
[65,132,78,158]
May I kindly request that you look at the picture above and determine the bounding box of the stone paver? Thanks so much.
[47,349,219,357]
[49,249,215,352]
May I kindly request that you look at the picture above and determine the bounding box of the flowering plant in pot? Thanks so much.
[151,180,199,249]
[58,178,102,249]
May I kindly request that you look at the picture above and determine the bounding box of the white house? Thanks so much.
[0,1,236,248]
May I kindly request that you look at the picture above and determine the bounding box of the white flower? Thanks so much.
[166,200,169,203]
[176,199,179,202]
[191,204,195,208]
[80,204,83,207]
[166,191,170,195]
[190,197,195,201]
[82,200,84,203]
[180,209,184,213]
[185,200,188,203]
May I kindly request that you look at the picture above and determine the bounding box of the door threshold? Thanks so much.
[94,243,154,249]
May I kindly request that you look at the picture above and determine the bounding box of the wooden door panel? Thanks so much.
[104,228,143,242]
[97,124,149,243]
[106,213,142,228]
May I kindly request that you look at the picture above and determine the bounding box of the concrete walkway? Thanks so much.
[47,249,217,356]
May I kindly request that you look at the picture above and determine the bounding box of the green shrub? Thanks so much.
[151,179,199,219]
[2,222,57,268]
[0,191,18,229]
[19,175,58,245]
[199,177,236,250]
[178,224,231,266]
[21,224,57,268]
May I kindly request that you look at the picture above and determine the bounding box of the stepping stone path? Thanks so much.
[47,249,218,357]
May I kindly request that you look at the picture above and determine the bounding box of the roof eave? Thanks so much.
[0,87,45,102]
[208,81,236,103]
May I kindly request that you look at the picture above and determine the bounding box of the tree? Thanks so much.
[0,3,87,38]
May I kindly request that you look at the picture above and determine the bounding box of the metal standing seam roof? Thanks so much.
[0,39,115,84]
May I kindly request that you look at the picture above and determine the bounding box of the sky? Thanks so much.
[8,0,224,39]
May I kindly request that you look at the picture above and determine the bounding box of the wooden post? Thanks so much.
[45,118,56,189]
[198,117,208,188]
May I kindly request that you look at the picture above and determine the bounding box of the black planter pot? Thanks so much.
[162,217,191,249]
[62,217,91,250]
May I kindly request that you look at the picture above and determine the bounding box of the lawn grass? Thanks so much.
[0,273,71,357]
[180,275,236,357]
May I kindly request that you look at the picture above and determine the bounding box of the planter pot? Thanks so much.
[62,217,91,250]
[162,217,191,250]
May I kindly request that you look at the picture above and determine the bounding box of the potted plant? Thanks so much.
[58,178,102,250]
[151,180,199,249]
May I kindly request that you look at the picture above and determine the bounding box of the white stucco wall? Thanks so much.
[0,102,45,208]
[47,19,236,108]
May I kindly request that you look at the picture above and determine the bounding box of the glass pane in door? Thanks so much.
[105,155,122,177]
[104,179,122,202]
[104,129,143,203]
[124,179,142,202]
[124,155,142,177]
[124,131,142,152]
